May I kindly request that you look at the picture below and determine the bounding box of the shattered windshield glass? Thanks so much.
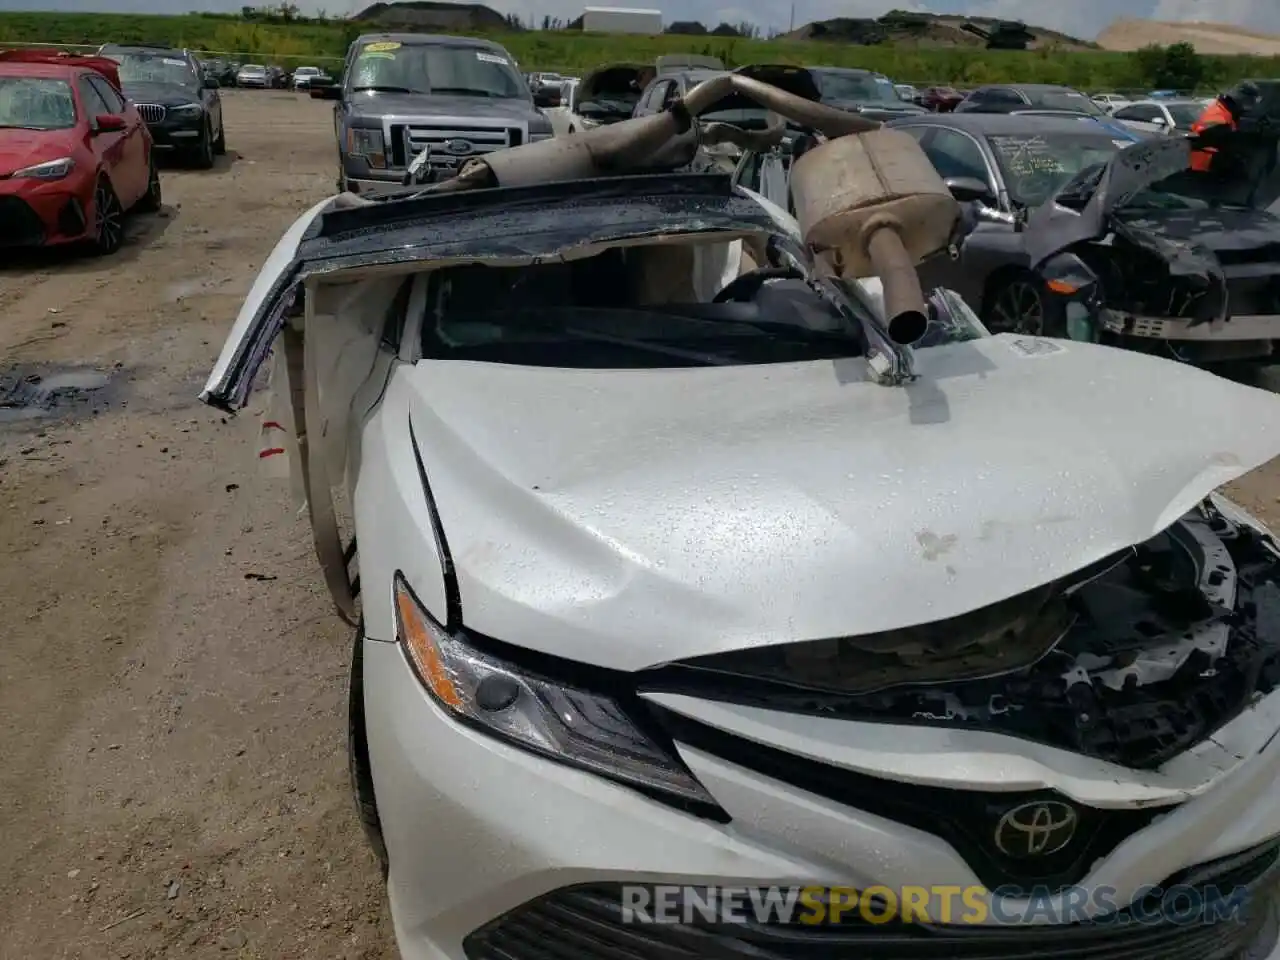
[986,132,1125,207]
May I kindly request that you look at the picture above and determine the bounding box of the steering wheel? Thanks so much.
[712,266,803,303]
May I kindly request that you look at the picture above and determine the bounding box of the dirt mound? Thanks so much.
[353,1,517,32]
[785,13,1092,49]
[1098,18,1280,55]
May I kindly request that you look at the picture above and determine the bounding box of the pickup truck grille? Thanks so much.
[388,122,523,170]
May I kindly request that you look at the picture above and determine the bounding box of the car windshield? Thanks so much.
[986,131,1125,207]
[817,71,899,103]
[1166,103,1202,128]
[417,249,985,368]
[242,65,265,74]
[1027,89,1104,116]
[110,53,195,87]
[296,67,319,75]
[0,77,76,130]
[350,42,525,97]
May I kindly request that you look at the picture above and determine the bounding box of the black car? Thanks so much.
[891,112,1280,364]
[99,43,226,168]
[201,57,237,88]
[955,84,1108,118]
[807,66,927,121]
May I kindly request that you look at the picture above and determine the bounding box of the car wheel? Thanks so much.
[136,155,162,213]
[90,178,125,255]
[213,120,226,155]
[986,272,1056,336]
[348,622,388,874]
[191,122,215,170]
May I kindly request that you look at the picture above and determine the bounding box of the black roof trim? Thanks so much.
[309,173,737,241]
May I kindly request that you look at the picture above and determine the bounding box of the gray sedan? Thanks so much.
[887,113,1142,333]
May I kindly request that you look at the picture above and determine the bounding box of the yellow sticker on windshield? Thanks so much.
[362,41,401,53]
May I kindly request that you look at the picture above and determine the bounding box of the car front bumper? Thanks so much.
[1101,309,1280,342]
[142,114,205,150]
[362,636,1280,960]
[0,173,95,247]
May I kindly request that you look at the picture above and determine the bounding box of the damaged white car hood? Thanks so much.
[406,334,1280,671]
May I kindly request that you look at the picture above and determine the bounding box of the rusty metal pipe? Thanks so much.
[865,225,928,346]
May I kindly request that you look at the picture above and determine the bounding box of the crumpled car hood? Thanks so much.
[403,335,1280,671]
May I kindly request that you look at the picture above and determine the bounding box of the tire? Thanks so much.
[213,119,226,155]
[984,271,1059,337]
[190,121,215,170]
[90,178,125,256]
[136,155,162,213]
[348,623,388,874]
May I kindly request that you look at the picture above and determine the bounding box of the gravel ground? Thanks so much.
[4,85,1280,960]
[0,90,394,960]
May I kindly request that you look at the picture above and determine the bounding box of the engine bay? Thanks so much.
[658,499,1280,770]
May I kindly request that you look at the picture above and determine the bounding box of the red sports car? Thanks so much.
[0,50,161,255]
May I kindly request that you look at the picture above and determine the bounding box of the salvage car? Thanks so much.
[100,44,225,168]
[235,63,268,88]
[1111,98,1204,136]
[807,66,927,121]
[316,33,552,196]
[956,83,1108,117]
[202,69,1280,960]
[0,49,161,254]
[555,61,647,133]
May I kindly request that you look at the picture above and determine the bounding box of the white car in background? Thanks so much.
[236,63,267,88]
[1090,92,1131,113]
[1111,98,1204,135]
[200,92,1280,960]
[291,65,327,90]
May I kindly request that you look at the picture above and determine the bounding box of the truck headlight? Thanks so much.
[529,131,554,142]
[346,127,386,168]
[393,574,722,812]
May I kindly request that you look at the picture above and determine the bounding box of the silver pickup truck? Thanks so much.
[313,32,554,195]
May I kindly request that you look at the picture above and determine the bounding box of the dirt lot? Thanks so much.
[6,85,1280,960]
[0,90,394,959]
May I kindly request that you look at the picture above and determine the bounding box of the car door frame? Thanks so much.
[85,72,147,204]
[77,74,132,202]
[897,122,1016,306]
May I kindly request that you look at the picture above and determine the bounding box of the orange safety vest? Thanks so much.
[1190,99,1237,172]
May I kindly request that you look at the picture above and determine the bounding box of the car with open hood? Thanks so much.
[201,71,1280,960]
[1024,119,1280,363]
[0,49,161,255]
[554,61,648,133]
[885,110,1280,364]
[98,43,225,168]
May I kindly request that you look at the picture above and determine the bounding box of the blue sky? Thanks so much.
[1,0,1277,42]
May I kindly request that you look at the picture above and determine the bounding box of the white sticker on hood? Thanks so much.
[476,52,509,65]
[1007,336,1066,358]
[163,58,187,66]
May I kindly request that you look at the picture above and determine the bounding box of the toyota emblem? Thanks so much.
[444,139,474,156]
[993,801,1078,858]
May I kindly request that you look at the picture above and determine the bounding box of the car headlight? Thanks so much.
[171,103,203,117]
[346,126,386,168]
[393,574,722,812]
[11,157,75,180]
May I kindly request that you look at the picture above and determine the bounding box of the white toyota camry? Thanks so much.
[202,86,1280,960]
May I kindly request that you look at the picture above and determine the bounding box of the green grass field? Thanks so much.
[2,10,1278,90]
